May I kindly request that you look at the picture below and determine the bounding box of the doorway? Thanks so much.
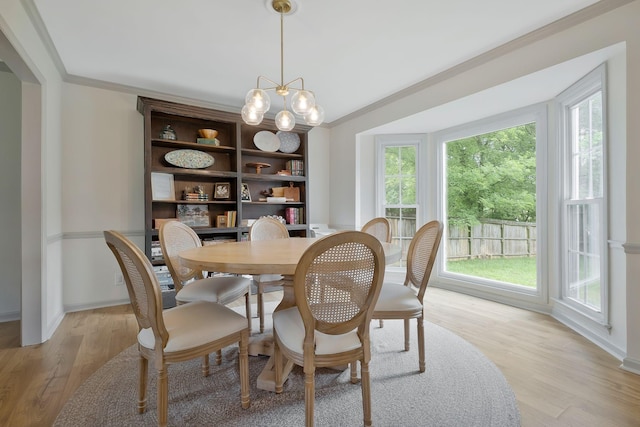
[0,27,44,346]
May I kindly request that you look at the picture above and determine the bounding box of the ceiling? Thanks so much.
[29,0,605,127]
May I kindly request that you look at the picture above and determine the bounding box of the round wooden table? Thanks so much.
[179,236,402,391]
[179,237,401,275]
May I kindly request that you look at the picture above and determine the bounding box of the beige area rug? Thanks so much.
[54,303,520,426]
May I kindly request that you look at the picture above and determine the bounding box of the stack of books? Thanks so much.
[224,210,237,227]
[183,192,209,201]
[285,207,304,225]
[285,160,304,176]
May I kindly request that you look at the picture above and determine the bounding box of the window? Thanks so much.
[557,65,608,324]
[375,135,423,267]
[436,105,546,297]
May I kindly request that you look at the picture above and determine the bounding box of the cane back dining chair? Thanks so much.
[361,217,392,328]
[159,220,252,330]
[361,217,392,245]
[272,231,385,427]
[249,217,290,333]
[104,230,250,426]
[372,220,443,373]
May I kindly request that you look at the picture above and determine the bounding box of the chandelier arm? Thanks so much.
[282,76,305,90]
[256,75,280,91]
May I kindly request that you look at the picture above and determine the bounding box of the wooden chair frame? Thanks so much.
[273,231,385,427]
[372,220,443,372]
[159,220,252,327]
[249,217,290,333]
[361,217,392,244]
[104,230,250,426]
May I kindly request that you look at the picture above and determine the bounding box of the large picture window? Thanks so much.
[436,106,546,297]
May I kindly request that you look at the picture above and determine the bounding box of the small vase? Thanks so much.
[160,125,177,140]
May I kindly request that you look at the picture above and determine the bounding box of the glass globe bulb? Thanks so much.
[304,104,325,126]
[275,110,295,131]
[245,89,271,113]
[291,90,316,116]
[241,104,264,126]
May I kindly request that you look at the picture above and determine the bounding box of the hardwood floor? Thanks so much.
[1,289,639,426]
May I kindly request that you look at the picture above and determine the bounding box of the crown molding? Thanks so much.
[22,0,67,76]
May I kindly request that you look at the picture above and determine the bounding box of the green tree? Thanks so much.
[447,123,536,226]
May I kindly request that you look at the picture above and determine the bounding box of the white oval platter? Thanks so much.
[165,149,215,169]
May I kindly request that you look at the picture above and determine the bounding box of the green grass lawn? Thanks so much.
[445,256,537,288]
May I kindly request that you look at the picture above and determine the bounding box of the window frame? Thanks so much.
[375,134,426,270]
[556,64,609,327]
[434,104,548,304]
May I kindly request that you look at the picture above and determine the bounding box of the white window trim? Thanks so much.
[433,104,548,306]
[555,63,610,329]
[375,134,426,271]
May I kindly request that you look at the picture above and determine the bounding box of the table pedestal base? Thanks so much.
[256,356,295,392]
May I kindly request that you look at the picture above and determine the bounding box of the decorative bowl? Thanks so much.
[198,129,218,139]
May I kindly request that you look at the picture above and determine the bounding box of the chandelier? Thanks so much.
[241,0,324,131]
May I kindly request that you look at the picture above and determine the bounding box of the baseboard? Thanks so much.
[552,307,626,361]
[45,310,66,341]
[621,357,640,375]
[64,298,131,313]
[0,310,20,322]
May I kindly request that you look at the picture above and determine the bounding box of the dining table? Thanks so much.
[179,236,402,391]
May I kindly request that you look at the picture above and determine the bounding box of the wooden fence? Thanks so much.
[386,218,536,263]
[447,219,536,259]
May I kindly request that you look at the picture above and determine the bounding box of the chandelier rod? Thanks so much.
[280,8,284,88]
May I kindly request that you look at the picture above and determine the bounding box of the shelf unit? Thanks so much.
[137,97,310,263]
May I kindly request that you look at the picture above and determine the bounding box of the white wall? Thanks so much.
[60,84,143,310]
[307,126,331,225]
[0,68,21,321]
[329,2,640,368]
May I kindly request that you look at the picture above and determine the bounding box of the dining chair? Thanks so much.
[159,220,252,335]
[361,217,392,244]
[249,217,290,333]
[361,217,392,328]
[104,230,250,426]
[372,220,443,373]
[272,231,385,427]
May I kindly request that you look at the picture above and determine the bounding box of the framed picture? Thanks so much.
[151,172,175,201]
[216,215,227,228]
[176,204,210,227]
[214,182,231,199]
[241,183,251,202]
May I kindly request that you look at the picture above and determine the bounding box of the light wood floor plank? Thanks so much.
[1,289,639,426]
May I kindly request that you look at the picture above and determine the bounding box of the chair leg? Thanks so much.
[157,365,168,427]
[304,365,316,427]
[418,316,425,373]
[378,319,384,328]
[350,361,357,384]
[245,291,252,332]
[202,354,210,376]
[257,285,265,333]
[239,331,250,409]
[138,356,148,414]
[216,350,222,365]
[361,359,372,427]
[404,318,411,351]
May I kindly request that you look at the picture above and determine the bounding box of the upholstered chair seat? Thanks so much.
[137,300,248,353]
[176,276,251,306]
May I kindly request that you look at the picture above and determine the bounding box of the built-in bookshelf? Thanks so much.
[137,97,310,264]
